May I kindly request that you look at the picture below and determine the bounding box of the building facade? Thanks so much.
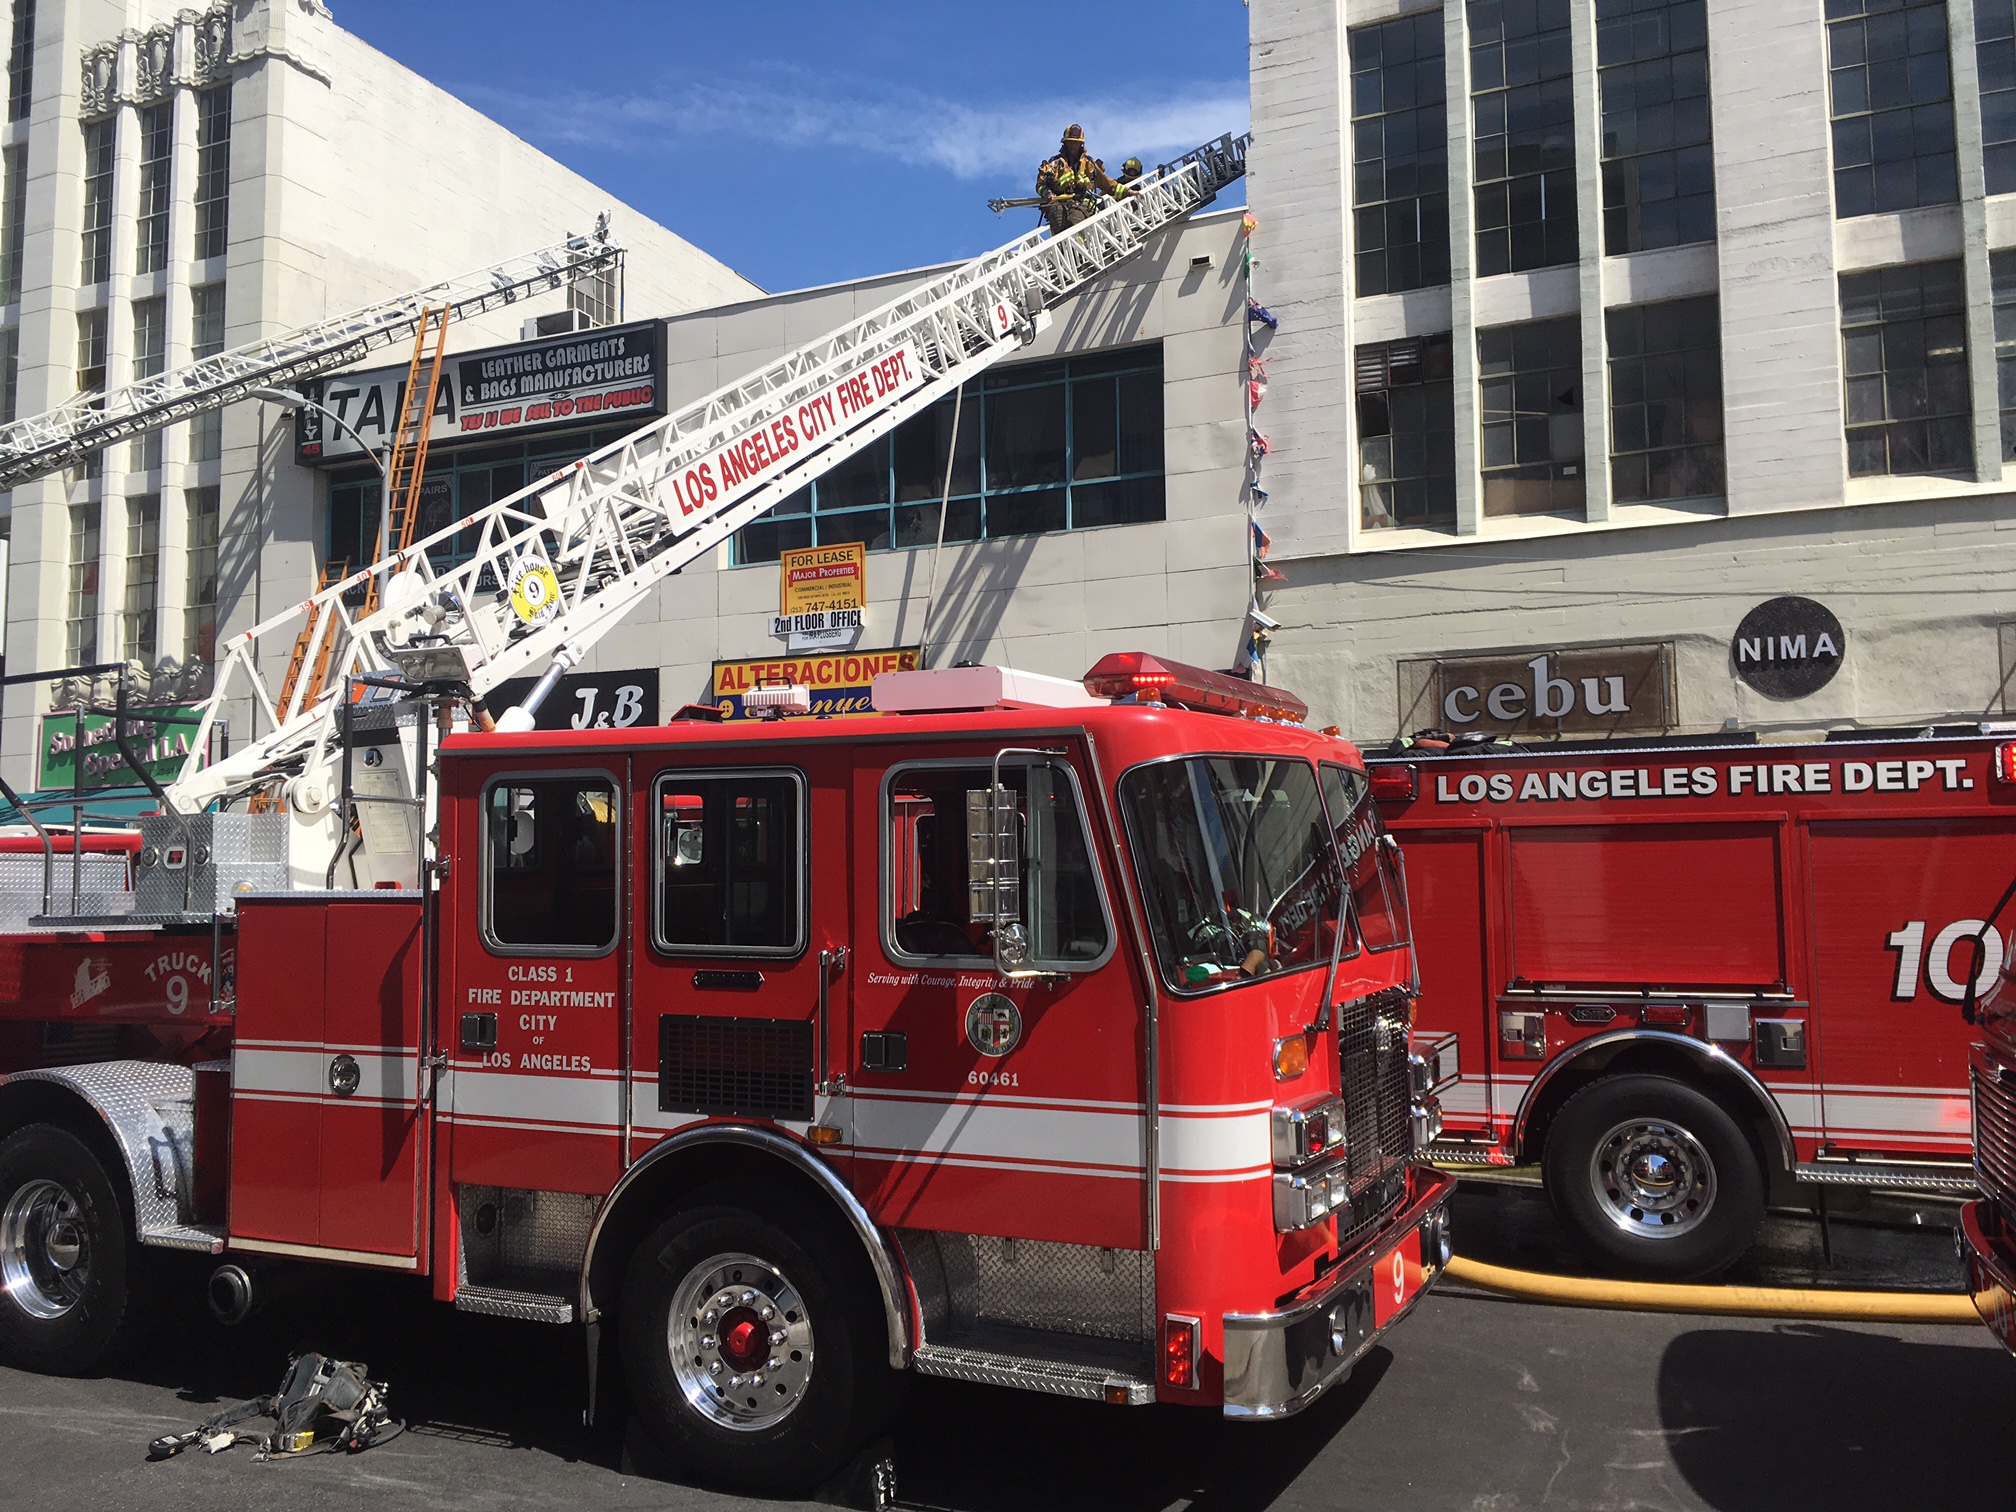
[1249,0,2016,742]
[0,0,756,787]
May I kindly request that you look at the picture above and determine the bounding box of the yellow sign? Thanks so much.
[780,543,866,616]
[508,560,562,624]
[710,647,919,720]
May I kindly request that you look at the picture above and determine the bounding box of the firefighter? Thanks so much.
[1119,156,1144,188]
[1037,124,1126,235]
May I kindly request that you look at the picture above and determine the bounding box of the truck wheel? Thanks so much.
[0,1123,145,1374]
[620,1184,894,1494]
[1543,1075,1765,1281]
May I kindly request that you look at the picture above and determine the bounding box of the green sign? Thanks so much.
[39,707,199,791]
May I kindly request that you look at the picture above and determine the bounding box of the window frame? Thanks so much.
[1321,762,1410,956]
[878,753,1118,974]
[649,764,808,960]
[478,767,623,958]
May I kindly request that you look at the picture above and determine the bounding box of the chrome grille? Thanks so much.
[1974,1057,2016,1207]
[1337,988,1412,1252]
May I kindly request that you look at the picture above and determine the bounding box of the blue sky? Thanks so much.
[333,0,1250,295]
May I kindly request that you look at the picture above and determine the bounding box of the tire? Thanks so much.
[0,1123,147,1374]
[1542,1074,1766,1281]
[619,1183,896,1494]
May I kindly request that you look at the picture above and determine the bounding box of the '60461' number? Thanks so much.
[967,1070,1019,1087]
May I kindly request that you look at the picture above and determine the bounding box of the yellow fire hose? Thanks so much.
[1443,1254,1981,1324]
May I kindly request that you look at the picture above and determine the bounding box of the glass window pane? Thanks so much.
[657,773,802,953]
[486,777,619,950]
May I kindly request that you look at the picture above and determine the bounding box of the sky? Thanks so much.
[332,0,1251,295]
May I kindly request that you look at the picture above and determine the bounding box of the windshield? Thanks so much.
[1321,763,1410,952]
[1121,757,1350,991]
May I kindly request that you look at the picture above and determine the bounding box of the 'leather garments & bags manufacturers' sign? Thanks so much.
[1397,643,1674,737]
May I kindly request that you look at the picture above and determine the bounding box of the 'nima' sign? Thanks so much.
[1732,596,1844,699]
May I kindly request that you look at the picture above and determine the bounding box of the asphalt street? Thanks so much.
[1,1185,2008,1512]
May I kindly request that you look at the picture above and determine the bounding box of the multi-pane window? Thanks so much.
[1827,0,1957,216]
[1470,0,1578,276]
[734,346,1165,565]
[190,284,225,462]
[7,0,32,123]
[135,102,171,275]
[122,494,158,665]
[0,326,17,423]
[1597,0,1714,253]
[569,261,619,328]
[0,144,24,306]
[194,87,230,261]
[1980,1,2016,192]
[1606,295,1725,501]
[1351,11,1450,296]
[1356,333,1456,531]
[66,502,98,666]
[1479,316,1586,516]
[184,485,218,664]
[80,118,112,284]
[75,307,105,392]
[1840,258,1970,475]
[130,298,165,470]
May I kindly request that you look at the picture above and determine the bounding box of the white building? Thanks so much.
[1248,0,2016,742]
[0,0,756,786]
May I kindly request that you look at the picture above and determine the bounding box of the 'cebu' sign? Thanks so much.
[1397,643,1674,738]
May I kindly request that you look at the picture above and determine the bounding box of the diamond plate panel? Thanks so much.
[135,812,290,917]
[0,853,133,931]
[897,1231,1154,1346]
[458,1185,600,1287]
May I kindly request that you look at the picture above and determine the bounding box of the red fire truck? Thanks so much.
[0,655,1454,1490]
[1956,803,2016,1354]
[1367,729,2016,1279]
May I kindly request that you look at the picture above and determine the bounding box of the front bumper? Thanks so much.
[1221,1166,1456,1418]
[1958,1199,2016,1358]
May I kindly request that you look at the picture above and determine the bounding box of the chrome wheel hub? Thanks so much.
[668,1251,814,1431]
[1589,1118,1716,1240]
[1,1179,90,1321]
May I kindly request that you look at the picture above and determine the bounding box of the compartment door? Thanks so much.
[1402,829,1497,1137]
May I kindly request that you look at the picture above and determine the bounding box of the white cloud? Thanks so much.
[460,70,1248,183]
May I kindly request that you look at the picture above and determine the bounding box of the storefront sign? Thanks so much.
[1397,644,1673,737]
[294,320,668,465]
[488,668,659,731]
[710,648,920,721]
[39,707,199,790]
[773,542,868,651]
[1731,596,1844,699]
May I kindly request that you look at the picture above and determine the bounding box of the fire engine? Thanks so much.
[1367,729,2016,1280]
[0,136,1454,1492]
[1957,748,2016,1355]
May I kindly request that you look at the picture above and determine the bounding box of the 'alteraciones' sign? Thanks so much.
[710,648,919,720]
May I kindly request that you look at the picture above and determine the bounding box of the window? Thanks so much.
[1479,316,1585,516]
[1357,333,1456,531]
[1827,0,1957,216]
[7,0,32,123]
[0,326,16,424]
[194,86,230,261]
[130,298,166,469]
[1321,764,1409,953]
[327,470,380,577]
[1840,258,1970,474]
[1470,0,1578,276]
[885,759,1110,968]
[1120,757,1346,994]
[184,485,218,664]
[0,144,25,306]
[190,285,226,463]
[122,494,157,665]
[135,102,171,275]
[735,346,1164,564]
[66,502,98,666]
[483,774,619,952]
[1351,11,1450,296]
[656,770,804,955]
[1597,0,1715,253]
[569,259,619,329]
[1982,0,2016,192]
[80,118,112,285]
[75,307,104,393]
[1606,295,1725,501]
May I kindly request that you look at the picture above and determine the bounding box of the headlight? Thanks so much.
[1274,1156,1353,1232]
[1272,1096,1347,1167]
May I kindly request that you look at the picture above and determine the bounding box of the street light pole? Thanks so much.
[252,386,394,578]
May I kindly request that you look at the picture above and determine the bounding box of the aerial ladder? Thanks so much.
[144,133,1247,888]
[0,226,623,490]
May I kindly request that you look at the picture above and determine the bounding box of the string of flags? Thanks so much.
[1241,214,1278,669]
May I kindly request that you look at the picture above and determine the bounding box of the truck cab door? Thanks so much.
[845,743,1147,1251]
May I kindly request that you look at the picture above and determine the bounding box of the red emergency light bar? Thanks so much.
[1083,652,1309,723]
[1994,741,2016,784]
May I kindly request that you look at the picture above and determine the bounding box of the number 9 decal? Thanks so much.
[165,975,188,1015]
[1391,1248,1405,1305]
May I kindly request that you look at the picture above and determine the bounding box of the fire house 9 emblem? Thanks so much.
[965,993,1022,1057]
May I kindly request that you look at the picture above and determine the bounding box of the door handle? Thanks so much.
[818,947,848,1094]
[329,1053,361,1098]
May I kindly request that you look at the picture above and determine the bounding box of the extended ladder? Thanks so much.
[0,228,623,490]
[170,134,1249,815]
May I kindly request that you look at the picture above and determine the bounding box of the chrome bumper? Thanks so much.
[1959,1199,2016,1358]
[1221,1166,1456,1419]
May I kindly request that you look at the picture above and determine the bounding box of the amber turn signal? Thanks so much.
[808,1125,843,1146]
[1273,1034,1309,1080]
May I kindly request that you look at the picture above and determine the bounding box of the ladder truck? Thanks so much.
[0,136,1457,1491]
